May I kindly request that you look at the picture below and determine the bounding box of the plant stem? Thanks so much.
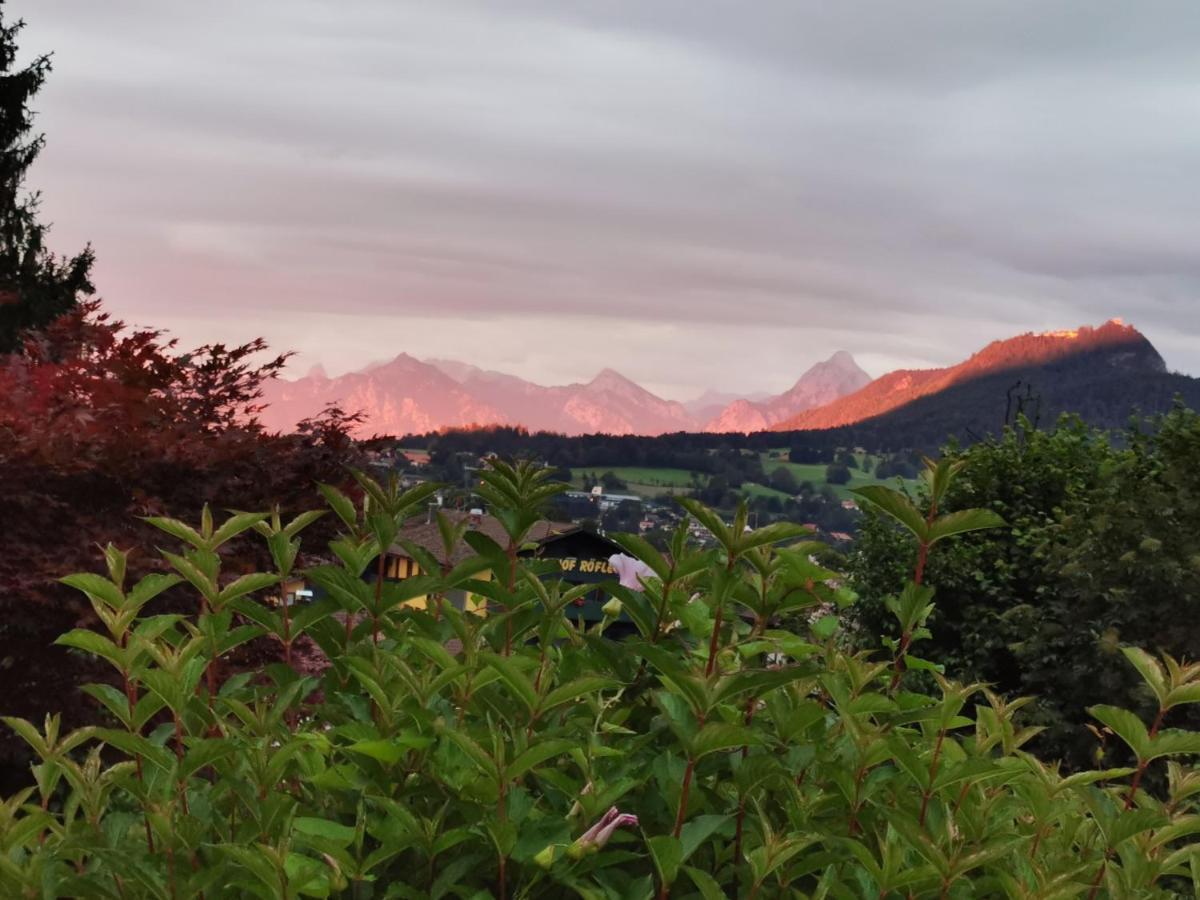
[504,542,517,656]
[372,550,386,645]
[919,730,947,828]
[733,695,756,864]
[705,607,724,677]
[672,757,695,838]
[1086,859,1107,900]
[497,770,508,900]
[1124,706,1166,808]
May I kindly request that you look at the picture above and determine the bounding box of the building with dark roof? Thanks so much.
[381,508,628,621]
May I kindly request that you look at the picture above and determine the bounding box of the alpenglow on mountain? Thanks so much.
[256,350,870,437]
[773,319,1166,432]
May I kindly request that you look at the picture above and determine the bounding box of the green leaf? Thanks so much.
[1119,647,1168,706]
[160,549,217,601]
[926,508,1006,545]
[609,533,670,581]
[540,676,619,714]
[217,572,280,606]
[294,817,357,847]
[1166,683,1200,709]
[811,614,840,640]
[59,574,124,610]
[851,485,928,541]
[637,643,711,718]
[211,511,269,549]
[747,835,815,883]
[679,814,730,864]
[127,573,183,608]
[483,654,538,714]
[737,521,812,554]
[506,739,575,780]
[180,739,235,780]
[1148,730,1200,760]
[676,498,732,552]
[55,629,125,669]
[142,516,205,549]
[648,834,682,886]
[683,866,725,900]
[317,483,358,531]
[713,667,815,706]
[442,729,497,778]
[1089,705,1151,759]
[283,509,327,538]
[80,684,131,725]
[93,728,174,773]
[1103,807,1165,848]
[1057,768,1137,791]
[692,723,763,759]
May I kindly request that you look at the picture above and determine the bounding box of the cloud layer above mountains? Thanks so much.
[14,0,1200,397]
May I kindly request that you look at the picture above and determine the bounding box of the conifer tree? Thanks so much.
[0,2,93,352]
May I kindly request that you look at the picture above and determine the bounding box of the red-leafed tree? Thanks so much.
[0,5,363,778]
[0,300,364,779]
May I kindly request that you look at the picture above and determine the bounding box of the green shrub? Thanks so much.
[850,409,1200,769]
[4,458,1200,897]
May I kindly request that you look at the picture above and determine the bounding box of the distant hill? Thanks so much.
[683,388,772,422]
[775,320,1200,450]
[260,352,869,437]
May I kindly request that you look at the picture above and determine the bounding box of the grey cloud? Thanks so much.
[10,0,1200,390]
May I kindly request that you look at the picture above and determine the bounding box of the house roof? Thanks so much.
[389,509,579,566]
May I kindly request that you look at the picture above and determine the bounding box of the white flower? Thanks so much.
[608,553,655,591]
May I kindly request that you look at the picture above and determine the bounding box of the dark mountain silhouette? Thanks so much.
[775,320,1200,450]
[776,320,1167,431]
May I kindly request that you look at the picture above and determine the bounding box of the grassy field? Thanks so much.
[571,467,697,498]
[759,454,874,500]
[740,481,793,500]
[569,458,913,503]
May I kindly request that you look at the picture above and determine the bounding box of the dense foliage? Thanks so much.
[849,409,1200,769]
[6,459,1200,897]
[0,302,362,771]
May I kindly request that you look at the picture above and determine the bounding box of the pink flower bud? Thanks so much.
[609,554,655,591]
[567,806,640,857]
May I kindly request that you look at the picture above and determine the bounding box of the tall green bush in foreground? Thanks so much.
[850,408,1200,769]
[4,458,1200,897]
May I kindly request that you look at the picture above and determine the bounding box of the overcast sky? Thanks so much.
[11,1,1200,399]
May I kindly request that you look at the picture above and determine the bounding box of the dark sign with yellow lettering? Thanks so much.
[554,557,615,575]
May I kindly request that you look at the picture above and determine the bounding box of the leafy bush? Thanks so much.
[5,458,1200,897]
[850,409,1200,769]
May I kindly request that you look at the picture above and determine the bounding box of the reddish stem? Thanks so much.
[733,696,757,863]
[1124,707,1167,808]
[1086,859,1107,900]
[672,757,696,838]
[918,730,946,828]
[705,607,725,677]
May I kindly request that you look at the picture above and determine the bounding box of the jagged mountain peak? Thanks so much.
[587,367,638,389]
[705,351,872,433]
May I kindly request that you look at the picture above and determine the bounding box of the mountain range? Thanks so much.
[257,319,1194,440]
[257,349,872,436]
